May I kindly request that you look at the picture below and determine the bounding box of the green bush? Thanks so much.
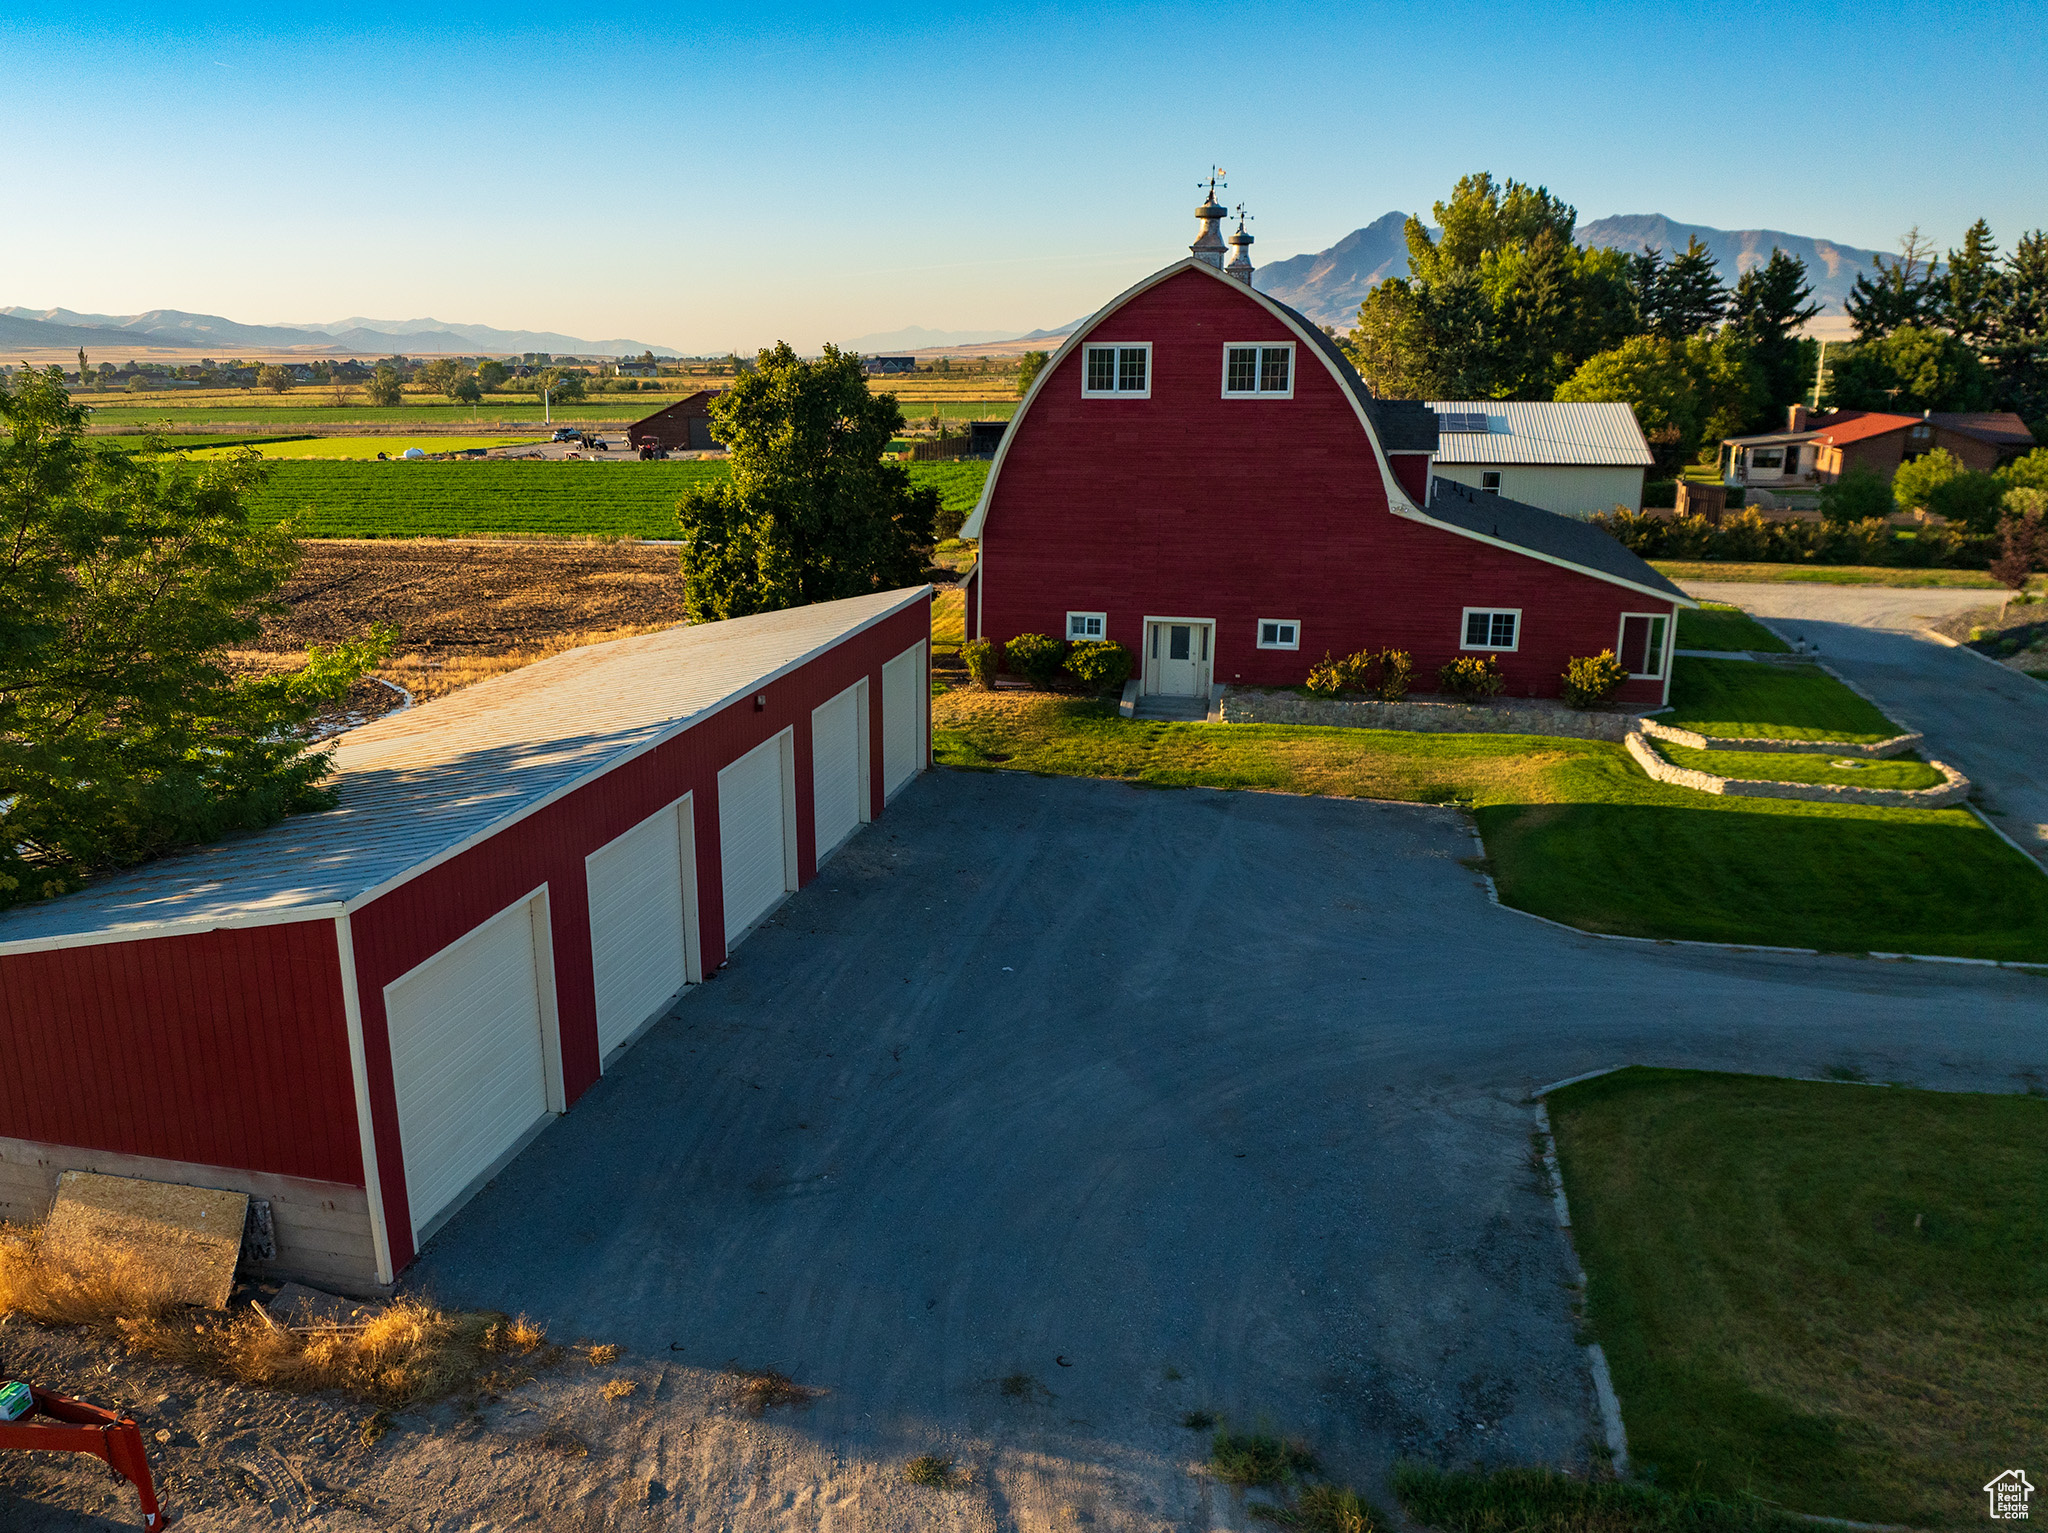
[962,637,998,689]
[1303,648,1411,699]
[1063,639,1132,694]
[1003,632,1066,687]
[1437,654,1506,700]
[933,500,968,542]
[1926,470,2010,533]
[1208,1429,1317,1487]
[1305,651,1348,694]
[1561,650,1629,708]
[1818,465,1896,525]
[1590,506,1996,569]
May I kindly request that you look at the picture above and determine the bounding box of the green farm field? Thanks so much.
[193,435,543,459]
[245,458,990,538]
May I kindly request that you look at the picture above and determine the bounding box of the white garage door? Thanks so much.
[719,733,792,944]
[812,682,865,860]
[586,799,694,1060]
[881,641,926,797]
[385,894,553,1241]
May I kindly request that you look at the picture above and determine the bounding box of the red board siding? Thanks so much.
[979,268,1675,699]
[348,600,930,1266]
[0,921,362,1185]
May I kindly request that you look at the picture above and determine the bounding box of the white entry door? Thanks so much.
[384,893,556,1242]
[881,641,926,797]
[586,798,697,1062]
[719,732,795,945]
[1144,620,1212,696]
[812,681,867,861]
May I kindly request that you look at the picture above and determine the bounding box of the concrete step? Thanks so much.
[1132,696,1209,722]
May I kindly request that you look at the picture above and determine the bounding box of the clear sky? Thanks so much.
[6,1,2043,353]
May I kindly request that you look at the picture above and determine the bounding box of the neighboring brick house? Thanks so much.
[1721,406,2036,490]
[961,197,1692,708]
[628,390,723,452]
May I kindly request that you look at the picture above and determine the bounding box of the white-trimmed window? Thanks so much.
[1257,619,1300,650]
[1616,613,1670,679]
[1480,471,1501,494]
[1082,344,1150,398]
[1461,608,1520,651]
[1066,611,1106,642]
[1222,343,1294,398]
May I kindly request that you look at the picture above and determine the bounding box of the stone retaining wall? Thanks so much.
[1637,716,1923,759]
[1217,688,1643,742]
[1626,730,1970,808]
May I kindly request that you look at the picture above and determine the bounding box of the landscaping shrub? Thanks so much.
[1064,639,1133,694]
[1990,500,2048,591]
[1591,506,1996,569]
[1561,650,1629,708]
[1437,655,1506,700]
[1818,465,1896,525]
[962,637,999,689]
[1372,648,1414,700]
[1303,648,1411,699]
[1305,652,1348,694]
[1002,632,1067,687]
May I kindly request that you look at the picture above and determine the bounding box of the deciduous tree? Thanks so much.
[674,343,937,621]
[1015,351,1049,397]
[257,364,294,394]
[1828,325,1991,413]
[365,364,405,406]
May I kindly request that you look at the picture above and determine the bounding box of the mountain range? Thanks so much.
[1254,214,1894,329]
[0,307,674,358]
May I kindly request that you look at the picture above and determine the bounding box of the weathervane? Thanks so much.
[1233,202,1253,232]
[1201,167,1228,202]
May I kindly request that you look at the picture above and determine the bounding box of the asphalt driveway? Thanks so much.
[399,770,2048,1528]
[1685,581,2048,864]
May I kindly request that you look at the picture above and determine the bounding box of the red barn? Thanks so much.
[0,590,931,1289]
[962,202,1690,708]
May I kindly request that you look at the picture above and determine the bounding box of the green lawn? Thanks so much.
[194,435,542,459]
[1652,560,2031,591]
[1663,658,1899,743]
[932,689,2048,960]
[1674,602,1790,654]
[240,458,989,538]
[1549,1068,2048,1528]
[1653,741,1946,791]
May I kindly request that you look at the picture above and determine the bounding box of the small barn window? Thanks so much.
[1084,344,1150,398]
[1461,608,1520,651]
[1066,611,1106,641]
[1222,343,1294,398]
[1257,620,1300,650]
[1617,613,1670,679]
[1480,472,1501,493]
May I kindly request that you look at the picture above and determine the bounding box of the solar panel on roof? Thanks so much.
[1436,412,1490,434]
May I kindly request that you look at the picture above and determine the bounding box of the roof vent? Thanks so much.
[1438,412,1490,434]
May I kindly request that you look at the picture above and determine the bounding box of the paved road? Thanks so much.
[401,771,2047,1527]
[1687,581,2048,864]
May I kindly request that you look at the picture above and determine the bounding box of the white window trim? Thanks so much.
[1479,471,1502,493]
[1081,342,1152,399]
[1460,607,1521,653]
[1256,618,1301,650]
[1617,611,1673,680]
[1220,341,1296,400]
[1065,610,1107,642]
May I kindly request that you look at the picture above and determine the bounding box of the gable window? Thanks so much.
[1462,608,1520,651]
[1083,344,1150,398]
[1066,611,1106,642]
[1617,613,1670,679]
[1257,619,1300,650]
[1222,343,1294,398]
[1480,472,1502,494]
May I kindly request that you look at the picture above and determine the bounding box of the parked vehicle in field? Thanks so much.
[551,427,580,442]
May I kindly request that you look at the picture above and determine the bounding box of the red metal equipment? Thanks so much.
[0,1383,164,1529]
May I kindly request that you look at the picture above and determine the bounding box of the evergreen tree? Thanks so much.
[1846,228,1941,340]
[1728,248,1822,418]
[1983,229,2048,434]
[1656,236,1732,338]
[1941,218,2001,347]
[675,343,936,621]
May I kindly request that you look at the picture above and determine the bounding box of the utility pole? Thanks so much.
[1810,340,1828,409]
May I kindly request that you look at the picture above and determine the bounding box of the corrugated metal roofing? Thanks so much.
[0,588,927,947]
[1425,402,1654,467]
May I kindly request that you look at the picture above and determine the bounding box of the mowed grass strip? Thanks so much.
[932,688,2048,960]
[243,459,989,538]
[1651,560,2022,590]
[1548,1067,2048,1528]
[1663,657,1899,742]
[1653,741,1947,791]
[195,435,543,459]
[1675,602,1790,653]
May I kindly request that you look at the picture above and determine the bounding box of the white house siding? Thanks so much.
[1430,464,1645,517]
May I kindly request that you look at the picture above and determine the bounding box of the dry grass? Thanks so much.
[904,1453,958,1488]
[601,1378,637,1401]
[0,1222,559,1406]
[719,1366,823,1416]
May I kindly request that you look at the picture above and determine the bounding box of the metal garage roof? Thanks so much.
[0,587,928,949]
[1425,402,1654,467]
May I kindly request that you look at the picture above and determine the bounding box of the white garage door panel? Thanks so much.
[720,736,790,943]
[812,685,863,858]
[386,900,550,1239]
[881,643,925,796]
[587,804,689,1058]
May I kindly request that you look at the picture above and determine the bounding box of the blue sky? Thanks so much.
[5,1,2043,352]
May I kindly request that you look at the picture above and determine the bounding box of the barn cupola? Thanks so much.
[1191,167,1228,268]
[1225,205,1254,284]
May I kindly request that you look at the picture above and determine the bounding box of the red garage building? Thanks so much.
[962,200,1691,708]
[0,589,931,1288]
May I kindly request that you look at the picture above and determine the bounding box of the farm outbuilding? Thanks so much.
[628,389,724,452]
[0,589,932,1290]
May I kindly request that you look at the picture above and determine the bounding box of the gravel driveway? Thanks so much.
[1685,581,2048,864]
